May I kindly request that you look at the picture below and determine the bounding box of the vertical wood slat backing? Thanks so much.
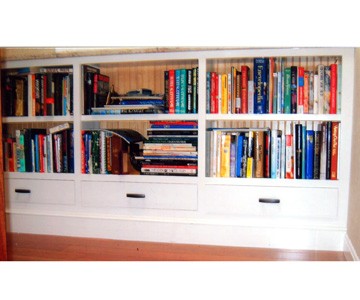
[99,60,198,95]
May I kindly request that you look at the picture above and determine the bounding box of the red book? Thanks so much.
[330,122,339,180]
[168,70,175,113]
[330,64,337,114]
[240,65,249,113]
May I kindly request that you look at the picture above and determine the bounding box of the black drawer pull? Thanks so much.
[126,193,145,198]
[15,189,31,194]
[259,198,280,204]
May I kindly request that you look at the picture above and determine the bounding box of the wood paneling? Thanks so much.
[7,233,345,261]
[0,113,7,261]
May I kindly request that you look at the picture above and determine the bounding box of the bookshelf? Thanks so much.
[0,48,355,251]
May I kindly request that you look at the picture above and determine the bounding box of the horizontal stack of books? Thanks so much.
[136,121,198,176]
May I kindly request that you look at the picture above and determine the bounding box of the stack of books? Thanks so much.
[137,121,198,176]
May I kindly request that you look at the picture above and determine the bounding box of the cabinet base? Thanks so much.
[6,212,346,252]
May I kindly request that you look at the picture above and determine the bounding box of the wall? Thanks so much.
[347,48,360,260]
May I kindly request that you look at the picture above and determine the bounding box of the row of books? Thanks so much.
[81,129,145,175]
[164,68,199,114]
[206,58,340,115]
[3,124,74,173]
[1,67,73,117]
[136,121,198,176]
[206,121,339,180]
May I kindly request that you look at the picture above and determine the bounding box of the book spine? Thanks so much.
[297,67,304,113]
[186,69,193,113]
[168,70,175,114]
[192,67,198,114]
[325,121,332,179]
[210,72,217,114]
[309,71,314,114]
[313,126,321,179]
[290,66,297,113]
[180,69,187,114]
[285,133,294,179]
[241,66,249,113]
[253,58,268,114]
[305,130,314,179]
[221,74,228,114]
[175,69,181,113]
[236,135,244,177]
[220,133,231,177]
[330,64,337,114]
[254,131,264,178]
[324,66,331,114]
[303,71,309,114]
[318,65,325,114]
[295,124,302,179]
[164,71,169,114]
[206,72,211,113]
[283,68,291,114]
[330,122,339,180]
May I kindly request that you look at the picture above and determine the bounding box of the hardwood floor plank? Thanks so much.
[6,233,346,261]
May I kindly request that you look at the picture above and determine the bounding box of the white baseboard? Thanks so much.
[6,211,346,251]
[344,234,359,261]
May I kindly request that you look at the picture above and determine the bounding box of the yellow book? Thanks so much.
[220,133,231,177]
[221,74,228,114]
[246,157,253,178]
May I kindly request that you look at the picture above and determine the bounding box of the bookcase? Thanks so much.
[0,48,355,251]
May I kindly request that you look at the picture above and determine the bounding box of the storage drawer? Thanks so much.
[81,181,198,211]
[5,178,75,205]
[203,185,338,219]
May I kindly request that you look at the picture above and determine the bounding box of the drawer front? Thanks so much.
[203,185,338,219]
[81,181,198,211]
[5,179,75,205]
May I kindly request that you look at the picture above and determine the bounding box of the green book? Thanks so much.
[284,67,291,114]
[180,69,187,114]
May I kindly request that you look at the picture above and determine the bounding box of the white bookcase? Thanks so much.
[1,47,355,251]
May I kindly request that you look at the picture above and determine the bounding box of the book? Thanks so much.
[330,122,339,180]
[290,66,297,114]
[330,64,337,114]
[254,131,265,178]
[295,124,303,179]
[253,58,269,114]
[305,129,315,179]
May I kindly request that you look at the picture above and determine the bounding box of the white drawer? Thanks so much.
[81,181,198,211]
[5,178,75,205]
[203,185,338,219]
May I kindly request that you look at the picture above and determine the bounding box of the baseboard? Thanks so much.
[6,211,346,251]
[344,234,359,261]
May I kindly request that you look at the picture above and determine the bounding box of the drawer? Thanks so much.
[5,178,75,205]
[203,185,338,219]
[81,181,198,211]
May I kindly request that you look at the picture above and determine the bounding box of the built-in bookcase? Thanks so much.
[0,48,355,252]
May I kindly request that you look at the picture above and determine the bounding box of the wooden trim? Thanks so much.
[7,233,345,261]
[0,107,7,260]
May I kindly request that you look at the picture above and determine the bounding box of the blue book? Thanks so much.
[302,125,307,179]
[306,130,315,179]
[236,134,244,177]
[175,69,181,113]
[253,58,269,114]
[206,72,211,113]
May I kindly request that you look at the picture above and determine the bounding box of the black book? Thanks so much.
[325,122,333,180]
[295,124,303,179]
[83,65,100,115]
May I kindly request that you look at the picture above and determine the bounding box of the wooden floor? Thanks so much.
[6,233,346,261]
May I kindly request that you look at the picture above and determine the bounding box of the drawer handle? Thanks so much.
[15,189,31,194]
[259,198,280,204]
[126,193,145,198]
